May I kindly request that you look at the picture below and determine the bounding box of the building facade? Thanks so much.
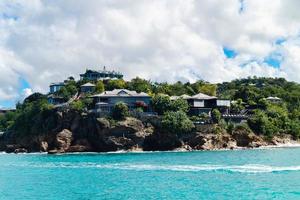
[186,93,230,116]
[80,82,96,93]
[91,89,151,114]
[49,82,65,93]
[80,67,123,81]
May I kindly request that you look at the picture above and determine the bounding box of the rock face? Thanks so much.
[0,109,295,153]
[56,129,73,151]
[232,126,266,148]
[91,117,152,152]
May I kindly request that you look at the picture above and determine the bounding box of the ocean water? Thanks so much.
[1,148,300,200]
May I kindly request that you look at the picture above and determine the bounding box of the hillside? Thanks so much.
[0,76,300,153]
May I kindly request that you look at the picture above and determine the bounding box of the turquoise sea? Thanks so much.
[1,148,300,200]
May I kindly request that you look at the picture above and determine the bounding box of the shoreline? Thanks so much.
[1,142,300,155]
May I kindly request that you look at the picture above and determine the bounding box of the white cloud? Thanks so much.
[0,0,300,105]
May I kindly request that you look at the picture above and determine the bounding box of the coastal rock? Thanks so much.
[5,144,21,153]
[113,117,145,134]
[232,128,265,147]
[67,139,92,152]
[14,148,28,154]
[40,141,49,152]
[143,131,182,151]
[270,135,294,145]
[105,136,135,151]
[55,129,73,152]
[96,118,111,129]
[188,133,237,150]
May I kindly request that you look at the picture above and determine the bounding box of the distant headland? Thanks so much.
[0,67,299,153]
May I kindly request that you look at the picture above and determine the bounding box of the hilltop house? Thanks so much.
[49,82,65,93]
[80,67,123,81]
[0,108,16,116]
[80,82,96,93]
[91,89,151,114]
[186,93,230,115]
[266,96,281,103]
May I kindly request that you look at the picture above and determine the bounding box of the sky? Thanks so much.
[1,0,300,108]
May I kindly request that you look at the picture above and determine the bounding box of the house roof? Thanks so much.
[170,94,191,100]
[81,82,96,87]
[190,93,217,100]
[50,82,65,86]
[266,96,281,100]
[92,89,149,98]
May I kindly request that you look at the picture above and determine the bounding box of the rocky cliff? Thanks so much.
[0,109,296,153]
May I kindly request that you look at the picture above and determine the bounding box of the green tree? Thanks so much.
[127,77,151,93]
[211,109,221,124]
[112,102,129,120]
[151,94,171,115]
[247,110,278,137]
[106,79,126,90]
[70,100,85,112]
[169,98,189,113]
[95,81,105,93]
[199,84,217,96]
[162,111,194,135]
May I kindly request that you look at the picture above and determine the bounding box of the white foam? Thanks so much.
[3,162,300,173]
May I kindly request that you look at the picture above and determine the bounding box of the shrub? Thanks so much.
[162,111,194,135]
[70,100,85,112]
[247,110,278,137]
[211,109,221,124]
[226,122,235,134]
[169,98,189,113]
[95,81,105,93]
[151,94,171,115]
[112,102,129,120]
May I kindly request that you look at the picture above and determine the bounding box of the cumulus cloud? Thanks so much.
[0,0,300,106]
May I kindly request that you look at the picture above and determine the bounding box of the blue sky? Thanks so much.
[0,78,31,108]
[0,0,300,108]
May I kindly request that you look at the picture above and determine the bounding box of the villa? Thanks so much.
[80,82,96,93]
[49,82,65,93]
[266,96,281,103]
[186,93,230,115]
[80,67,123,81]
[91,89,151,114]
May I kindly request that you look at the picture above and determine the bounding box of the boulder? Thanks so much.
[5,144,21,153]
[40,141,49,152]
[55,129,73,152]
[188,133,237,150]
[232,127,265,147]
[67,139,92,152]
[14,148,28,154]
[96,118,111,129]
[110,117,145,137]
[143,131,182,151]
[105,136,135,151]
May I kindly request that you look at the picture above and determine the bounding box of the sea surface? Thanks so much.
[1,148,300,200]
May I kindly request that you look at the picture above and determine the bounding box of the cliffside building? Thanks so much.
[91,89,151,114]
[49,82,65,94]
[80,82,96,93]
[187,93,230,115]
[80,67,123,81]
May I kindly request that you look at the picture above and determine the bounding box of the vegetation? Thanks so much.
[151,94,189,115]
[95,81,105,93]
[211,109,221,124]
[112,102,129,120]
[162,111,194,135]
[2,75,300,140]
[56,80,78,101]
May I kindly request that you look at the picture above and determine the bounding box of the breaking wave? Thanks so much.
[3,162,300,173]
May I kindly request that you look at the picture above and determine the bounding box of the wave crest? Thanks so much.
[3,162,300,173]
